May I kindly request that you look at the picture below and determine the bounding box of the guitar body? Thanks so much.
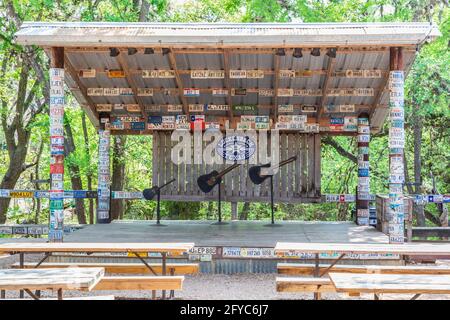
[248,163,271,185]
[197,171,221,193]
[143,186,159,200]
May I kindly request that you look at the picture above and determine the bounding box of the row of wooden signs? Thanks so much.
[80,69,383,79]
[88,87,375,97]
[97,103,365,114]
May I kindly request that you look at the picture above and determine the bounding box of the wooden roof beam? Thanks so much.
[63,54,99,125]
[167,48,189,116]
[222,49,233,120]
[317,54,337,119]
[273,54,281,122]
[116,50,147,119]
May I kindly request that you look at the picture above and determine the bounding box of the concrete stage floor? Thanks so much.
[64,220,388,246]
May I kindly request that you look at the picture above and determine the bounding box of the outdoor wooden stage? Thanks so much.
[63,220,388,246]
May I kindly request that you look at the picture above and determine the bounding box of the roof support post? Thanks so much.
[49,47,65,242]
[97,114,112,224]
[387,47,405,244]
[356,113,371,226]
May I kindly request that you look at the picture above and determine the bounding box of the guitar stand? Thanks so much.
[150,189,167,227]
[264,176,281,227]
[211,181,228,225]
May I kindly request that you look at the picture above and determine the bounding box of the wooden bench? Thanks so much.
[277,263,450,275]
[276,277,336,293]
[93,276,184,291]
[13,262,199,275]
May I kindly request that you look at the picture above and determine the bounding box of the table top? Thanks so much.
[0,242,195,254]
[328,272,450,294]
[274,242,450,255]
[0,267,104,291]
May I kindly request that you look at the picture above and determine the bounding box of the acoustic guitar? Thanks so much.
[248,155,297,185]
[197,163,241,193]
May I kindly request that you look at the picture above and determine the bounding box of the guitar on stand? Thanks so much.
[143,178,176,226]
[197,163,241,224]
[248,155,297,226]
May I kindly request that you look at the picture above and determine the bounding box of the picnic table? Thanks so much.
[0,242,194,299]
[274,242,450,277]
[274,242,450,299]
[0,267,104,300]
[328,272,450,300]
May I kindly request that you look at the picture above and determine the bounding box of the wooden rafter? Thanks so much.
[64,46,415,55]
[222,49,233,119]
[63,55,99,125]
[317,55,336,119]
[116,50,147,119]
[167,48,189,116]
[273,54,281,121]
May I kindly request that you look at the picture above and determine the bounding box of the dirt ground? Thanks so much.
[1,253,449,300]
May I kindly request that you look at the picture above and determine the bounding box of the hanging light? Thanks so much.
[128,48,138,55]
[275,48,286,56]
[293,48,303,58]
[144,48,154,54]
[310,48,320,57]
[109,48,120,57]
[326,48,337,58]
[162,48,171,55]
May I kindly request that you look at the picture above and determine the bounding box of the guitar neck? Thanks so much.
[273,155,298,169]
[216,163,241,179]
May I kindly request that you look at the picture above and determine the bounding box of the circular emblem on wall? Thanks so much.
[215,135,256,162]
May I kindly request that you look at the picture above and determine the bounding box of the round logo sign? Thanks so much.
[215,135,256,162]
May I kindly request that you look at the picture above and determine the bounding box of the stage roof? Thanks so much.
[14,22,441,133]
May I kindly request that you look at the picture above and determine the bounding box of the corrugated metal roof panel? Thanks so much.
[15,22,440,47]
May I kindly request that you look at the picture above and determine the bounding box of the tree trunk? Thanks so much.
[64,119,87,224]
[139,0,150,22]
[0,145,29,223]
[81,112,94,224]
[239,202,250,220]
[412,102,426,226]
[111,136,127,220]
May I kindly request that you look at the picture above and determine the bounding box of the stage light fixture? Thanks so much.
[128,48,138,55]
[275,48,286,56]
[109,48,120,57]
[144,48,154,54]
[326,48,337,58]
[293,48,303,58]
[311,48,320,57]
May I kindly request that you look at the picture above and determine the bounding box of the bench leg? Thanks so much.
[411,294,421,300]
[374,293,380,300]
[313,254,320,300]
[169,268,175,299]
[57,289,63,300]
[161,253,167,300]
[19,253,24,299]
[1,290,5,299]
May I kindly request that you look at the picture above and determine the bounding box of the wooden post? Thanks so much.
[49,47,65,242]
[356,113,370,225]
[97,113,111,223]
[388,47,405,244]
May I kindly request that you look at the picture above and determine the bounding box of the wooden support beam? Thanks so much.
[317,55,336,119]
[116,50,147,119]
[222,49,233,120]
[63,55,99,123]
[50,47,64,68]
[273,54,280,121]
[167,48,189,116]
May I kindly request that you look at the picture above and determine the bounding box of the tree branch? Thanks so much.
[322,136,357,163]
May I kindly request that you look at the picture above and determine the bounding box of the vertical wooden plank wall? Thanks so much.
[152,132,321,202]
